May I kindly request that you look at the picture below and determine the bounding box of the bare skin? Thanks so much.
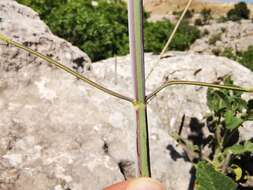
[103,178,165,190]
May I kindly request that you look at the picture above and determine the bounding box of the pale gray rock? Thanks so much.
[0,0,91,72]
[94,52,253,138]
[191,20,253,54]
[1,1,253,190]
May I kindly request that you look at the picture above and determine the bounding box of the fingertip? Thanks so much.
[103,180,130,190]
[127,177,165,190]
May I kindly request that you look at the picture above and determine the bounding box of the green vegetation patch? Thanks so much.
[195,162,237,190]
[227,2,250,21]
[17,0,200,61]
[239,46,253,71]
[144,20,200,53]
[221,46,253,71]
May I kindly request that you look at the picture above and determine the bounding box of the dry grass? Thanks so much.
[143,0,253,17]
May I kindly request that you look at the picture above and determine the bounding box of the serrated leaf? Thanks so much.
[224,111,243,130]
[195,162,237,190]
[225,141,253,155]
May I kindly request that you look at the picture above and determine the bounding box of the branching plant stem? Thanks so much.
[1,31,253,180]
[0,33,134,103]
[128,0,151,177]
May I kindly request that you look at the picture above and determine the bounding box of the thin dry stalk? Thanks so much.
[145,0,193,80]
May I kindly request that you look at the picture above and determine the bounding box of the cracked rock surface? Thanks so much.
[0,1,253,190]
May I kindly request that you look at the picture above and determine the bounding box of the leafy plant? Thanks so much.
[18,0,129,61]
[208,33,222,45]
[195,162,237,190]
[238,45,253,71]
[1,0,253,189]
[173,9,194,19]
[194,8,212,26]
[172,76,253,189]
[221,48,237,61]
[212,48,221,56]
[195,18,203,26]
[17,0,200,61]
[17,0,67,19]
[144,20,200,53]
[222,46,253,72]
[200,8,212,24]
[227,2,250,21]
[217,16,229,23]
[202,29,210,36]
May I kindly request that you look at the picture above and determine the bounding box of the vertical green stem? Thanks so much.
[128,0,151,177]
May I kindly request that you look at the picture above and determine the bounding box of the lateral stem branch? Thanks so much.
[0,33,134,103]
[146,80,253,102]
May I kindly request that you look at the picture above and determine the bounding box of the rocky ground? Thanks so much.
[190,20,253,54]
[0,1,253,190]
[142,0,253,19]
[143,0,253,55]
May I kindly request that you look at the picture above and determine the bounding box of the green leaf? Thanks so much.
[223,75,234,86]
[224,111,243,130]
[207,89,230,113]
[230,96,247,113]
[225,141,253,155]
[231,164,243,181]
[195,162,237,190]
[171,132,200,153]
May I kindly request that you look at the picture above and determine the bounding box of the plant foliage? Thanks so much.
[195,162,237,190]
[2,0,253,188]
[222,46,253,72]
[173,77,253,189]
[239,45,253,71]
[208,33,222,45]
[173,9,194,19]
[18,0,129,61]
[227,2,250,21]
[204,78,253,188]
[200,8,212,24]
[221,48,237,61]
[144,20,200,53]
[17,0,200,61]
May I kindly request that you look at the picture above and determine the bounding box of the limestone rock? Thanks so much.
[191,20,253,54]
[0,0,91,72]
[1,1,253,190]
[94,51,253,139]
